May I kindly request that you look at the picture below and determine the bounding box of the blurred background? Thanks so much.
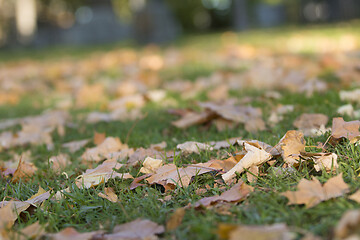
[1,0,360,48]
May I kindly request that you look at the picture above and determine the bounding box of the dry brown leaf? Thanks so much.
[199,102,266,133]
[331,117,360,144]
[0,202,18,235]
[206,156,239,172]
[49,154,70,173]
[217,223,295,240]
[9,221,45,240]
[127,148,162,167]
[93,132,106,145]
[213,118,237,131]
[276,130,305,165]
[62,139,90,153]
[207,84,229,101]
[75,84,106,108]
[210,137,241,150]
[222,142,272,182]
[146,162,218,189]
[166,208,186,231]
[335,209,360,239]
[81,137,127,162]
[177,141,213,154]
[104,218,164,240]
[0,186,50,226]
[130,174,152,190]
[150,141,167,151]
[139,157,164,174]
[293,113,328,137]
[75,159,132,189]
[281,173,349,208]
[348,189,360,203]
[194,181,253,208]
[171,111,214,129]
[300,152,338,172]
[12,158,37,182]
[48,227,102,240]
[98,187,118,203]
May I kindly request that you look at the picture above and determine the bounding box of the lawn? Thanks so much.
[1,23,360,239]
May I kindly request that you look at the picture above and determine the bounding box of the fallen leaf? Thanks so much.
[194,181,253,208]
[199,102,266,133]
[75,84,106,108]
[276,130,306,165]
[139,157,164,174]
[177,141,213,154]
[12,158,37,182]
[171,111,214,129]
[207,84,229,101]
[281,173,349,208]
[348,189,360,203]
[0,186,50,224]
[0,202,18,234]
[127,148,162,166]
[75,159,132,189]
[209,137,241,150]
[108,94,145,111]
[62,139,90,153]
[104,219,164,240]
[340,88,360,104]
[93,132,106,145]
[81,137,127,162]
[293,113,328,137]
[166,208,186,231]
[130,174,152,190]
[217,223,295,240]
[48,227,102,240]
[49,154,70,173]
[150,141,167,151]
[331,117,360,144]
[337,104,354,117]
[98,187,118,203]
[335,209,360,239]
[300,152,338,172]
[9,221,45,240]
[146,162,218,189]
[222,142,272,182]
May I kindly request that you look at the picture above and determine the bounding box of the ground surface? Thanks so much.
[1,23,360,239]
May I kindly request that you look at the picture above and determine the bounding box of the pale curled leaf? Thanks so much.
[222,142,272,182]
[139,157,164,174]
[300,152,338,172]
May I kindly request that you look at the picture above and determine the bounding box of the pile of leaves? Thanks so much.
[1,27,360,239]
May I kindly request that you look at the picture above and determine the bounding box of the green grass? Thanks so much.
[2,23,360,239]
